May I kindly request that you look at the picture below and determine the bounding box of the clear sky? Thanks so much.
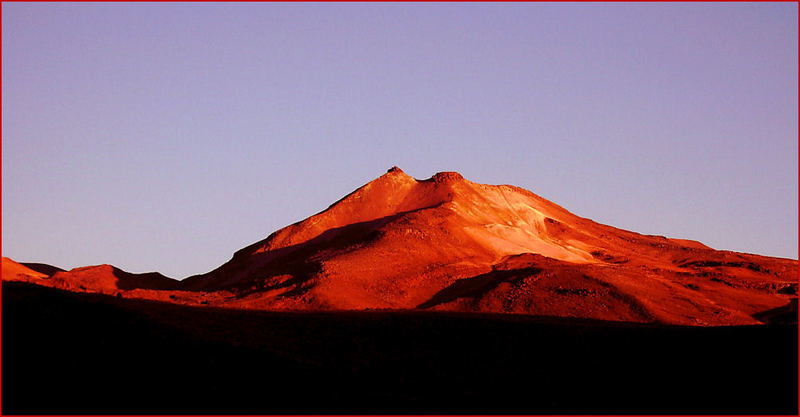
[2,3,797,278]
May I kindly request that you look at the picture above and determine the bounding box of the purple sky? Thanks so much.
[2,3,797,278]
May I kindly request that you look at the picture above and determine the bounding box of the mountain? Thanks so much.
[2,259,181,294]
[2,257,48,281]
[3,167,795,325]
[180,167,797,325]
[47,265,182,292]
[21,262,65,277]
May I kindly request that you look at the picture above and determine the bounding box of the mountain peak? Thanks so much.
[429,171,464,183]
[380,165,415,183]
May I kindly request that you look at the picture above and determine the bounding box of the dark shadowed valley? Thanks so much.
[2,282,797,414]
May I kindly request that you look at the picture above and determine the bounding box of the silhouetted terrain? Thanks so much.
[3,282,797,414]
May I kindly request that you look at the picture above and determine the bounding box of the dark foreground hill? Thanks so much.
[3,281,797,414]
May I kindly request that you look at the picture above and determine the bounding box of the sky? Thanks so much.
[2,3,797,279]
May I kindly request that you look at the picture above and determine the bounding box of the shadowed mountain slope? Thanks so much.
[20,262,65,277]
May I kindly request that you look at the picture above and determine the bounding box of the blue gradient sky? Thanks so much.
[3,3,797,278]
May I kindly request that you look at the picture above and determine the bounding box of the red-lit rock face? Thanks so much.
[179,168,797,325]
[2,257,48,280]
[6,168,797,326]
